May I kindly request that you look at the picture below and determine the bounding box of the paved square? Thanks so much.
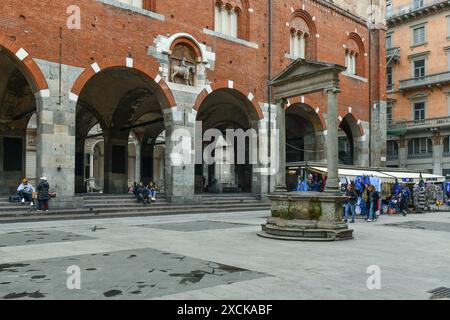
[0,230,95,247]
[383,220,450,232]
[136,220,251,232]
[1,210,450,300]
[0,247,267,300]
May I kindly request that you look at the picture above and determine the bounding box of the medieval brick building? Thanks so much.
[0,0,386,207]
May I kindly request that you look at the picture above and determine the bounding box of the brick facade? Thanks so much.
[0,0,386,203]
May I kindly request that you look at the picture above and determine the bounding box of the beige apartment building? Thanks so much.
[386,0,450,176]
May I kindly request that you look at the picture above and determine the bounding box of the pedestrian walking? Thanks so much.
[343,184,358,223]
[368,185,380,222]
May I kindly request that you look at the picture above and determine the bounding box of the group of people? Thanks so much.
[16,177,51,212]
[129,182,158,204]
[343,183,381,223]
[296,173,326,192]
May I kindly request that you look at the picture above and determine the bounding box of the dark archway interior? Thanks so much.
[285,104,323,163]
[75,67,166,193]
[195,89,256,194]
[0,49,36,194]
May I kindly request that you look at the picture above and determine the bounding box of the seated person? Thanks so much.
[135,182,150,204]
[17,178,35,206]
[148,182,158,202]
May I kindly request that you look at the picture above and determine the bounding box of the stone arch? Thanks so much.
[194,79,261,195]
[338,113,365,166]
[170,36,203,61]
[284,98,327,131]
[285,102,326,163]
[0,35,49,93]
[291,9,317,60]
[194,81,263,120]
[70,56,176,109]
[0,36,50,194]
[340,113,364,138]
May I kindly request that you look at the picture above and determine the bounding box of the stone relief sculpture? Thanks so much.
[170,44,197,86]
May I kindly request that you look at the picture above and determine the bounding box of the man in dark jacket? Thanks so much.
[37,177,50,212]
[344,184,358,223]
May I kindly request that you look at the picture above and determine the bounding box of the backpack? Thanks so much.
[9,195,21,203]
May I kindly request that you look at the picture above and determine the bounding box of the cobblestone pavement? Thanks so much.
[1,210,450,300]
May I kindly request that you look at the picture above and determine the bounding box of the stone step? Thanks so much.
[83,199,263,205]
[0,201,270,213]
[0,206,270,223]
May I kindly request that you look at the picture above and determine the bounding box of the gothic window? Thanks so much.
[344,33,366,77]
[118,0,156,12]
[214,1,250,40]
[345,50,357,75]
[289,10,317,60]
[290,29,307,59]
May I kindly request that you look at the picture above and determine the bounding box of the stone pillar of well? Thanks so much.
[274,101,287,193]
[325,88,340,193]
[432,134,444,176]
[398,137,408,169]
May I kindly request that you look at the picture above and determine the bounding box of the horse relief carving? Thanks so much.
[170,44,197,86]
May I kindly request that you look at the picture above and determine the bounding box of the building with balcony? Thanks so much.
[386,0,450,176]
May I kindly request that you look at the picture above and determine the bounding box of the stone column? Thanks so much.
[398,138,408,168]
[325,88,340,193]
[274,102,287,193]
[89,153,94,178]
[34,60,84,208]
[164,107,197,204]
[135,141,141,183]
[432,134,444,176]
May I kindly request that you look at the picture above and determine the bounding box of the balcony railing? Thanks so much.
[408,152,433,159]
[399,71,450,91]
[387,116,450,135]
[387,0,449,19]
[386,47,400,63]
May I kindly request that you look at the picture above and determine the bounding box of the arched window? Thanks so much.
[118,0,156,12]
[289,10,317,60]
[142,0,156,12]
[290,29,307,59]
[344,33,366,77]
[214,1,250,40]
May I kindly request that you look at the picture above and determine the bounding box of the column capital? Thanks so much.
[431,134,444,146]
[324,86,341,94]
[398,138,408,148]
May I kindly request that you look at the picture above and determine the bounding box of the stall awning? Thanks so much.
[307,166,395,182]
[380,171,445,183]
[304,166,445,183]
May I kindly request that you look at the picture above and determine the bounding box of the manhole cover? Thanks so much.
[427,287,450,300]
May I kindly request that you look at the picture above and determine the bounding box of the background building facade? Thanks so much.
[0,0,386,207]
[386,0,450,176]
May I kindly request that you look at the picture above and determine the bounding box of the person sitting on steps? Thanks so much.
[148,182,158,202]
[135,182,150,204]
[17,178,35,207]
